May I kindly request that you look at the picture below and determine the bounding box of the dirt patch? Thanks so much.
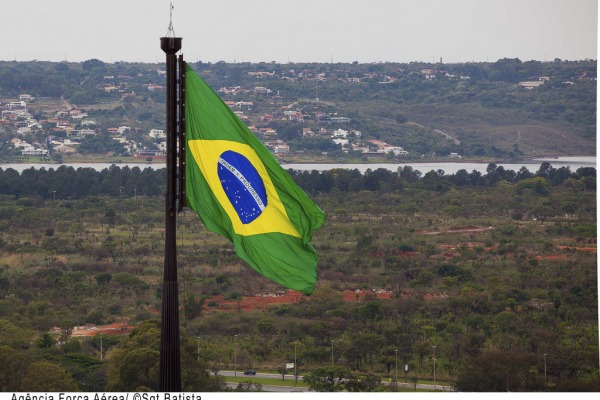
[536,254,570,261]
[342,289,394,301]
[423,292,450,300]
[535,245,598,261]
[71,322,133,337]
[202,288,452,314]
[418,226,494,235]
[397,251,419,256]
[556,245,597,254]
[204,291,305,313]
[371,249,419,257]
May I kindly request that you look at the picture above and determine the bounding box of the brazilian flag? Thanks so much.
[184,63,325,295]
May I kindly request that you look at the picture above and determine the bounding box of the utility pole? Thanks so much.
[294,341,298,386]
[197,337,201,362]
[432,345,437,391]
[234,335,238,377]
[543,353,547,385]
[395,349,398,390]
[331,339,334,367]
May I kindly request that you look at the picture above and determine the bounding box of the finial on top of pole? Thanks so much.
[162,1,182,54]
[166,1,176,38]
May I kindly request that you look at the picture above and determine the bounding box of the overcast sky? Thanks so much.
[2,0,597,64]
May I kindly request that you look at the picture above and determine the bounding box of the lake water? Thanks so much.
[0,156,595,175]
[284,156,597,175]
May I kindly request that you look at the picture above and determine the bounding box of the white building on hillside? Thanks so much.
[332,129,349,138]
[22,147,48,156]
[273,145,290,154]
[149,129,166,139]
[7,101,26,110]
[384,146,409,156]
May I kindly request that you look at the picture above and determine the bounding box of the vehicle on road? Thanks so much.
[244,370,256,375]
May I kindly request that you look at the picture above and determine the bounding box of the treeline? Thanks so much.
[0,162,595,200]
[0,165,165,199]
[0,59,162,101]
[290,163,596,194]
[1,58,594,100]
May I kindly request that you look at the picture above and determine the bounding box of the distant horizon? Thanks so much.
[0,56,597,65]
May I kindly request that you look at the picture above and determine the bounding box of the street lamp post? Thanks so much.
[234,335,238,377]
[432,345,437,391]
[294,341,298,386]
[331,339,335,367]
[395,349,398,390]
[197,336,200,362]
[543,353,547,385]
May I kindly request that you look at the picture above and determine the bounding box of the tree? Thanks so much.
[454,348,544,391]
[0,345,32,391]
[490,58,523,82]
[36,332,55,349]
[278,123,303,141]
[106,320,219,391]
[345,373,381,392]
[303,367,354,392]
[395,113,408,124]
[82,59,106,70]
[95,272,112,285]
[111,348,160,391]
[278,365,288,381]
[0,319,33,348]
[531,202,555,224]
[20,361,80,391]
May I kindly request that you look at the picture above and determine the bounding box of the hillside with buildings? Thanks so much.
[0,58,595,163]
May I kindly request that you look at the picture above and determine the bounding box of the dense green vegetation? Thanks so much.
[0,163,596,391]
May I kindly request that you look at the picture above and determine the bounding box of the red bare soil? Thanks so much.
[202,289,399,314]
[397,251,419,256]
[556,245,597,254]
[71,322,133,337]
[341,289,394,301]
[370,249,419,257]
[536,254,571,261]
[204,291,305,313]
[422,292,450,300]
[534,245,596,261]
[64,289,451,338]
[418,226,494,235]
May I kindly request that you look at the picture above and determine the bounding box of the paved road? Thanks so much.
[218,370,453,392]
[219,371,306,392]
[398,382,455,391]
[219,370,302,381]
[224,382,309,392]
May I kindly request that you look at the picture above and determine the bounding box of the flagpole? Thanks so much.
[160,35,182,392]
